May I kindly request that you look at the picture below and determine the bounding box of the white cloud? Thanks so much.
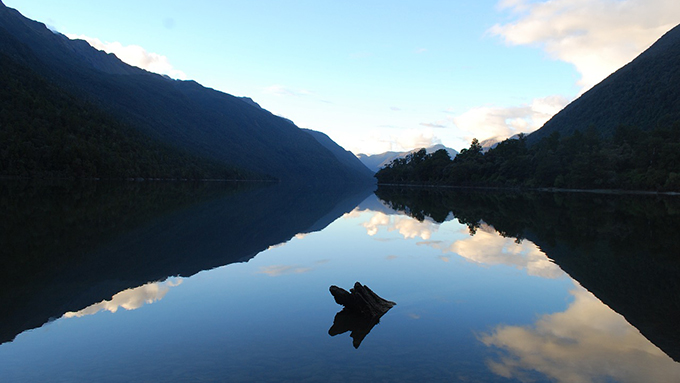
[452,95,568,142]
[419,122,447,129]
[266,242,288,251]
[491,0,680,92]
[263,84,314,97]
[355,128,443,154]
[66,34,187,80]
[352,133,395,155]
[480,283,680,382]
[395,129,443,151]
[63,278,182,318]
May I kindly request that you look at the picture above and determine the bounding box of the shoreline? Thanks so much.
[376,182,680,196]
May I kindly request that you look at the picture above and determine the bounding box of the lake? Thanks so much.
[1,181,679,382]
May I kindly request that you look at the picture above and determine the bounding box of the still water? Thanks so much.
[1,182,679,382]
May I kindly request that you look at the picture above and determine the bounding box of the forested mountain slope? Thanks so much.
[528,24,680,143]
[0,1,371,182]
[0,51,252,179]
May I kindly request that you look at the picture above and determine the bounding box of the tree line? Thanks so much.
[375,125,680,191]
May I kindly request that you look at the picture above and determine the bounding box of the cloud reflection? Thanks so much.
[258,265,313,277]
[63,278,182,318]
[362,212,439,240]
[423,224,564,279]
[480,284,680,382]
[258,260,328,277]
[360,208,563,278]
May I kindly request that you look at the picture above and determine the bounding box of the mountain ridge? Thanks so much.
[302,129,375,178]
[528,23,680,143]
[0,2,371,183]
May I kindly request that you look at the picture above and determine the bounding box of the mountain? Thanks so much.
[357,144,458,173]
[0,47,253,180]
[357,151,403,173]
[374,24,680,191]
[528,23,680,144]
[302,129,375,178]
[0,2,371,183]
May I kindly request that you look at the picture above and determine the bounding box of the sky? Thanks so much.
[5,0,680,154]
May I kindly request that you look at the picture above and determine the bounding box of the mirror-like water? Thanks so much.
[1,182,679,382]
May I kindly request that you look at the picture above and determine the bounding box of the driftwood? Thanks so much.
[328,282,396,348]
[330,282,396,317]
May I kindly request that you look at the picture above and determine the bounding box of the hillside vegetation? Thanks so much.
[0,53,254,180]
[528,25,680,144]
[376,126,680,191]
[0,2,371,183]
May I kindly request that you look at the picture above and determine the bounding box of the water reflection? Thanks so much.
[357,200,563,279]
[329,308,383,349]
[422,224,564,279]
[2,181,679,382]
[0,180,373,345]
[63,278,182,318]
[259,265,313,276]
[362,211,440,239]
[481,284,680,382]
[376,186,680,363]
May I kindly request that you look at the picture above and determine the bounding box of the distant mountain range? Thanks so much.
[0,2,372,183]
[528,23,680,143]
[357,144,458,173]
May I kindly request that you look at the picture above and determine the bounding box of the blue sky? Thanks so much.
[6,0,680,154]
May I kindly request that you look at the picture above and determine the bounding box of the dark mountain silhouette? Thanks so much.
[0,47,254,180]
[529,24,680,144]
[0,2,371,183]
[375,186,680,362]
[302,129,374,178]
[227,100,373,178]
[0,180,373,345]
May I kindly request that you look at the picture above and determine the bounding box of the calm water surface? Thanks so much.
[1,182,679,382]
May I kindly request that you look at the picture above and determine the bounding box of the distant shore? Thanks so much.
[376,182,680,196]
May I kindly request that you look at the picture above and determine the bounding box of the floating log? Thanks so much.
[328,282,396,348]
[329,282,396,318]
